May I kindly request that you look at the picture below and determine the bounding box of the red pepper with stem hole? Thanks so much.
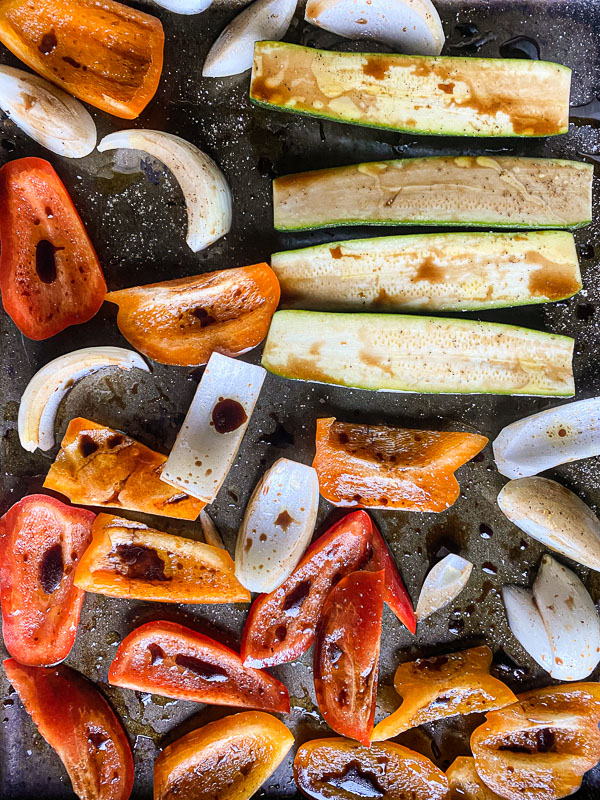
[0,158,106,340]
[241,510,373,669]
[4,658,133,800]
[0,494,94,666]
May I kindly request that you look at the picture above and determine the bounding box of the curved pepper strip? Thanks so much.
[43,418,205,520]
[0,158,106,340]
[241,510,372,669]
[4,658,134,800]
[313,417,488,511]
[369,523,416,633]
[74,513,250,604]
[372,646,517,742]
[105,263,281,367]
[0,0,164,118]
[294,738,449,800]
[471,683,600,800]
[0,494,94,666]
[446,757,504,800]
[108,620,290,713]
[154,711,294,800]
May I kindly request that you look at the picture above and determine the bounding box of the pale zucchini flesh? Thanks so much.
[273,156,593,231]
[261,311,575,396]
[271,231,582,312]
[251,41,570,137]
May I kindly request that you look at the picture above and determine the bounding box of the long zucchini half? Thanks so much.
[273,156,593,231]
[250,41,570,137]
[262,311,575,396]
[271,231,582,312]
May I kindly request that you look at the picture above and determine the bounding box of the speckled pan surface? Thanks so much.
[0,0,599,797]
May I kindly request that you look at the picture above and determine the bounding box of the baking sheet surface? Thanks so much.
[1,0,600,796]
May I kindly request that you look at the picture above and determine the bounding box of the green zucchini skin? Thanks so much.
[251,41,571,138]
[261,311,575,397]
[271,231,582,312]
[272,156,593,232]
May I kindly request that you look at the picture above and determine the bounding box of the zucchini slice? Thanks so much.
[273,156,593,231]
[251,41,570,137]
[262,311,574,396]
[271,231,582,312]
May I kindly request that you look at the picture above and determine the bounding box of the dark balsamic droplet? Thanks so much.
[499,36,540,60]
[576,303,595,321]
[211,398,247,434]
[1,139,16,152]
[283,580,311,616]
[38,31,57,55]
[479,523,493,539]
[455,22,479,37]
[36,240,62,284]
[113,544,168,582]
[174,655,228,682]
[79,434,99,458]
[40,544,64,594]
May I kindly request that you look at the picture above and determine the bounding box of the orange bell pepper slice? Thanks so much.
[312,418,487,511]
[372,646,517,742]
[446,757,504,800]
[471,683,600,800]
[294,738,449,800]
[105,263,281,366]
[154,711,294,800]
[0,0,164,119]
[43,418,205,520]
[74,513,249,604]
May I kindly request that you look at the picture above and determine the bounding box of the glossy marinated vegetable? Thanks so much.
[369,524,416,633]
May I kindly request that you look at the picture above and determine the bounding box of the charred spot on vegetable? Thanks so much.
[112,544,168,582]
[35,240,63,284]
[322,761,385,799]
[192,308,217,327]
[414,655,449,672]
[79,434,99,458]
[174,655,228,682]
[211,399,247,434]
[39,543,64,594]
[283,580,311,617]
[498,728,557,754]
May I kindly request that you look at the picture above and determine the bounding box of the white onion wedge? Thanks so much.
[498,477,600,572]
[533,554,600,681]
[18,347,149,452]
[152,0,213,12]
[161,353,265,503]
[502,586,554,673]
[97,130,232,252]
[203,0,297,78]
[305,0,444,55]
[234,458,319,593]
[415,554,473,622]
[0,64,96,158]
[493,397,600,479]
[199,509,225,549]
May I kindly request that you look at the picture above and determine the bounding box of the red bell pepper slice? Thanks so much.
[241,510,372,669]
[314,569,384,746]
[108,620,290,713]
[0,158,106,340]
[0,494,95,666]
[4,658,134,800]
[370,524,416,634]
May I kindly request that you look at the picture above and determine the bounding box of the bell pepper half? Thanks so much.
[241,510,372,669]
[4,658,134,800]
[294,738,449,800]
[369,523,416,633]
[312,417,488,511]
[0,494,94,666]
[105,263,280,367]
[108,620,290,713]
[74,513,250,604]
[314,570,384,746]
[372,646,517,742]
[154,711,294,800]
[0,158,106,340]
[43,418,205,520]
[0,0,164,118]
[471,683,600,800]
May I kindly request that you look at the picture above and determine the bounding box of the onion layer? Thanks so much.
[415,554,473,622]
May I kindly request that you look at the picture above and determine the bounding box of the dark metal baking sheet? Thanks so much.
[1,0,599,796]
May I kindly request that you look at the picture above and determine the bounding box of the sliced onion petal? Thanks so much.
[203,0,297,78]
[502,585,554,672]
[533,554,600,681]
[152,0,213,12]
[199,510,225,549]
[415,554,473,622]
[18,347,149,452]
[97,130,232,252]
[493,397,600,479]
[0,64,96,158]
[161,353,265,503]
[305,0,444,54]
[234,457,319,593]
[498,477,600,572]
